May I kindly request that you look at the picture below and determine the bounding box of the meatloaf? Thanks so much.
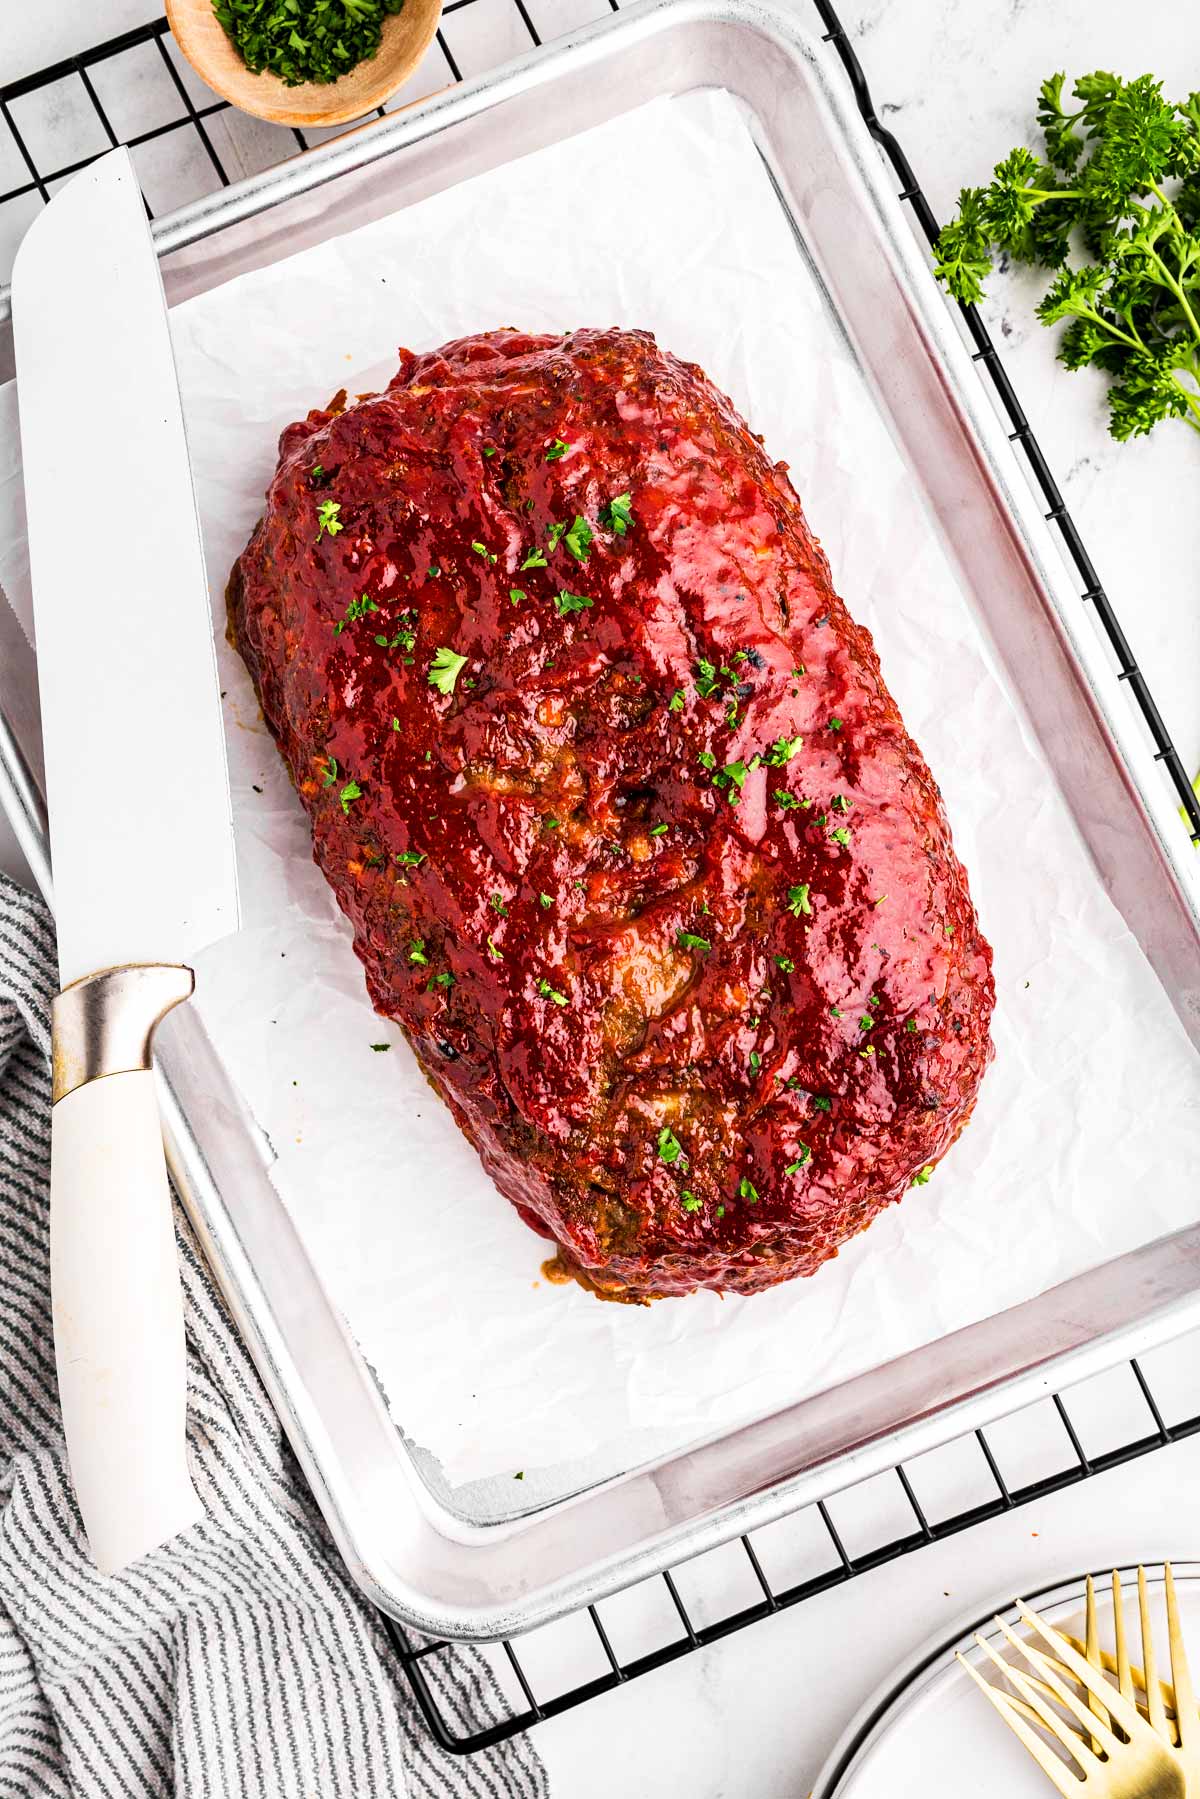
[228,326,995,1303]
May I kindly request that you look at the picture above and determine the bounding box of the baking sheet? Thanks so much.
[3,88,1198,1498]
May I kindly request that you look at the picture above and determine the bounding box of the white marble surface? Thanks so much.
[3,2,1199,1794]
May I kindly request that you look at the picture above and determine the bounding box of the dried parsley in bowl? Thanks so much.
[212,0,406,87]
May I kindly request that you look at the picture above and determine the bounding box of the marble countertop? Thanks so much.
[3,1,1198,1793]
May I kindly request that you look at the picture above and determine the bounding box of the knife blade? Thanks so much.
[11,148,239,1574]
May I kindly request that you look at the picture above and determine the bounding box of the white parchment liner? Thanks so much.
[2,91,1197,1497]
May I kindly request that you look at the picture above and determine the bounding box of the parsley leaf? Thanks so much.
[912,1163,934,1186]
[598,491,633,535]
[427,646,468,695]
[774,954,795,972]
[765,735,803,766]
[657,1126,686,1166]
[395,850,425,867]
[774,790,801,811]
[320,755,338,787]
[538,978,569,1007]
[677,931,712,952]
[315,499,343,541]
[547,521,568,552]
[564,515,594,562]
[471,540,497,564]
[213,0,404,86]
[545,439,569,461]
[786,883,813,917]
[339,779,363,814]
[681,1191,703,1213]
[509,588,526,605]
[555,590,594,616]
[538,892,553,908]
[669,689,686,712]
[521,549,548,571]
[738,1177,759,1203]
[784,1144,812,1174]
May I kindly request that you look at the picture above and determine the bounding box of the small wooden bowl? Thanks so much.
[165,0,444,129]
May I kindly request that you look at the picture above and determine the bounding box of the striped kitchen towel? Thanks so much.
[0,874,548,1799]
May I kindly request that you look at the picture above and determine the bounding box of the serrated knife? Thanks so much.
[11,149,239,1574]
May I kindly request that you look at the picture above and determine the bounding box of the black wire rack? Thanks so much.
[3,0,1200,1761]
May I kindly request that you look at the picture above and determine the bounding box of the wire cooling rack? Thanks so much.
[3,0,1200,1758]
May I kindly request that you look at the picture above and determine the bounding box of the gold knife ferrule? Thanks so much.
[51,963,195,1105]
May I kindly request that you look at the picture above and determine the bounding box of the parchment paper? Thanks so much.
[3,90,1198,1497]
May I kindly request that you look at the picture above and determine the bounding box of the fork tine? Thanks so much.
[1165,1562,1195,1750]
[957,1652,1086,1797]
[1084,1573,1107,1750]
[992,1618,1117,1757]
[1016,1598,1148,1741]
[1063,1632,1173,1717]
[1113,1570,1135,1705]
[1139,1565,1169,1738]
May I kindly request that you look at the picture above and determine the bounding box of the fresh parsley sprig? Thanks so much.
[934,72,1200,439]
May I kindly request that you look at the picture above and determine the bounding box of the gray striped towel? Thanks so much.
[0,874,548,1799]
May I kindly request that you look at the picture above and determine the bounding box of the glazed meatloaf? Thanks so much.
[228,327,995,1303]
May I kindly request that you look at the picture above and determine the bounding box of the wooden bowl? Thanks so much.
[165,0,445,129]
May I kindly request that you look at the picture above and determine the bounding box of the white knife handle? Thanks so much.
[50,965,202,1575]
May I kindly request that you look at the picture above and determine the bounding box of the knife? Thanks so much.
[11,149,239,1574]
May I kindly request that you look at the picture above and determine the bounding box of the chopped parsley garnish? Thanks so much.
[409,940,429,966]
[315,499,343,541]
[774,790,801,811]
[905,1018,918,1033]
[677,931,712,952]
[716,1204,726,1219]
[813,1096,832,1112]
[564,516,594,562]
[649,822,669,837]
[427,645,468,695]
[489,894,508,915]
[738,1177,759,1203]
[681,1191,703,1213]
[775,955,795,972]
[371,1042,389,1051]
[786,884,813,917]
[482,445,497,458]
[428,970,454,990]
[867,995,880,1009]
[521,549,548,571]
[830,1004,842,1018]
[320,755,338,787]
[859,1015,875,1031]
[830,826,852,847]
[395,850,425,867]
[599,491,632,535]
[831,794,852,813]
[765,735,803,766]
[310,463,324,481]
[545,439,569,461]
[657,1126,686,1166]
[912,1164,934,1186]
[333,594,379,634]
[538,978,568,1006]
[339,779,363,814]
[538,892,553,908]
[547,521,568,551]
[828,717,844,732]
[785,1145,812,1174]
[471,540,497,564]
[694,659,720,699]
[486,935,504,962]
[749,1051,761,1073]
[213,0,403,87]
[555,590,594,616]
[427,565,440,579]
[509,588,526,605]
[697,750,716,771]
[669,689,686,713]
[712,760,748,805]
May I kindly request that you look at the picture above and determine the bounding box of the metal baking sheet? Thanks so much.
[1,0,1198,1639]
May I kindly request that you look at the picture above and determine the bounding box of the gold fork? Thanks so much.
[957,1588,1188,1795]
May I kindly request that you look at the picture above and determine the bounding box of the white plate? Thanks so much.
[813,1563,1200,1797]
